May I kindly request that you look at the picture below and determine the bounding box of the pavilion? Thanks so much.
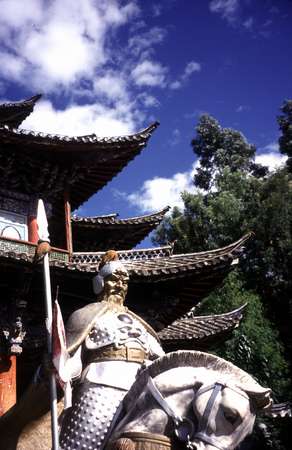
[0,95,251,415]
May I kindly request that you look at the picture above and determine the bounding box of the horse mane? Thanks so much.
[125,351,272,410]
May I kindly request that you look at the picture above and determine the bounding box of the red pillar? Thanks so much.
[28,215,39,243]
[0,355,16,416]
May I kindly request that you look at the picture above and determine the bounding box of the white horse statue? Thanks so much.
[0,350,274,450]
[108,351,272,450]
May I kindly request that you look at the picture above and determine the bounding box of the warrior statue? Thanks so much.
[59,250,164,450]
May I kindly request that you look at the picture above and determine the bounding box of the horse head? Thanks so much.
[110,351,272,450]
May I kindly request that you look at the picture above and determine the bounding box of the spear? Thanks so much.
[36,199,59,450]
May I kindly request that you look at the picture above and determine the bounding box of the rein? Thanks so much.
[147,377,195,445]
[147,377,248,450]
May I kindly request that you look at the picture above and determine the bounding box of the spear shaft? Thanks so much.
[37,199,59,450]
[43,251,59,450]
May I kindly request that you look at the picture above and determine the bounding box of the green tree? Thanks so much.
[154,115,292,352]
[198,272,291,450]
[199,272,289,398]
[192,114,267,191]
[278,100,292,171]
[154,113,292,448]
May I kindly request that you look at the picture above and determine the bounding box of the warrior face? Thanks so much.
[103,269,129,305]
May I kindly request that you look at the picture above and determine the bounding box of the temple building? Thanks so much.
[0,95,251,416]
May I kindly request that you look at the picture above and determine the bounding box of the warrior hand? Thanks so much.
[34,240,52,263]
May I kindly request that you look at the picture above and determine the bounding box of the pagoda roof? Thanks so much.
[70,232,250,277]
[0,95,41,128]
[158,304,246,351]
[71,207,170,251]
[0,233,252,328]
[0,121,159,214]
[67,233,252,326]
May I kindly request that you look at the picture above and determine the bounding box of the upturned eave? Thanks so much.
[71,207,170,251]
[0,94,41,128]
[158,304,246,349]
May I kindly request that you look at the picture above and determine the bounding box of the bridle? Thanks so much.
[147,377,195,447]
[193,383,230,450]
[147,377,249,450]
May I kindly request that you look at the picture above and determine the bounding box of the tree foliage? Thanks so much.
[198,273,291,450]
[153,112,292,448]
[154,115,292,348]
[278,100,292,171]
[199,272,290,398]
[191,114,267,191]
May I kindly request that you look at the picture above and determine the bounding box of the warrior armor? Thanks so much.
[59,307,164,450]
[86,311,150,352]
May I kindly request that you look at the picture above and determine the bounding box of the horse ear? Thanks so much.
[245,387,273,411]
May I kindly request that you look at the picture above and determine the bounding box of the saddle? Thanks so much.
[108,431,172,450]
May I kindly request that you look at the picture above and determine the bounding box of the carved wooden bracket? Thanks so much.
[1,316,26,355]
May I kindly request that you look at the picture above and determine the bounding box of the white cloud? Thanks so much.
[137,93,160,108]
[0,51,26,81]
[120,162,199,213]
[132,60,167,87]
[256,141,288,171]
[209,0,240,23]
[0,0,202,140]
[243,17,254,30]
[103,1,139,25]
[93,73,127,101]
[117,144,288,214]
[170,60,201,90]
[0,0,138,91]
[152,5,163,17]
[260,141,279,152]
[0,0,172,134]
[22,99,136,136]
[24,21,99,87]
[169,80,182,90]
[183,61,201,78]
[209,0,257,31]
[0,0,43,29]
[255,150,287,171]
[236,104,250,113]
[168,128,181,147]
[128,27,167,56]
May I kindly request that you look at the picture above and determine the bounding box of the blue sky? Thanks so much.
[0,0,291,246]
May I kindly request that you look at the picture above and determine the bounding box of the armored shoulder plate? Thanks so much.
[66,302,108,354]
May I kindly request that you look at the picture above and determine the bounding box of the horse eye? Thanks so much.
[223,410,238,425]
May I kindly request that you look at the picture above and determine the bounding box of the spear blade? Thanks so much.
[36,199,50,242]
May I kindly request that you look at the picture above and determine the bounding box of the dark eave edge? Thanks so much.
[158,304,247,341]
[0,121,159,147]
[72,206,170,226]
